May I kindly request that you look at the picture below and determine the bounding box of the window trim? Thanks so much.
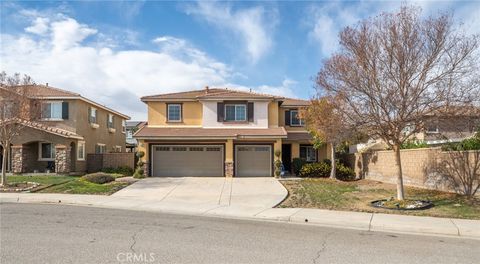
[290,109,305,127]
[38,142,55,161]
[426,120,439,134]
[224,104,247,122]
[166,103,182,122]
[121,120,126,134]
[107,113,114,128]
[77,141,86,161]
[95,143,106,154]
[300,145,317,163]
[41,101,64,121]
[114,145,122,152]
[89,107,98,124]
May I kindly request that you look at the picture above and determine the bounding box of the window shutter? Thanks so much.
[285,110,291,126]
[217,102,224,122]
[88,107,91,123]
[62,102,69,120]
[247,102,254,122]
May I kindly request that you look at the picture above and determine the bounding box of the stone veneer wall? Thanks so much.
[55,145,71,174]
[345,148,480,193]
[225,161,234,177]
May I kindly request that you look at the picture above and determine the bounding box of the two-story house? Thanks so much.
[1,84,130,174]
[134,87,332,177]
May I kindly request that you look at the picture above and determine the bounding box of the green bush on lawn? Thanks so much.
[101,166,134,176]
[81,173,115,184]
[292,158,307,176]
[299,161,355,180]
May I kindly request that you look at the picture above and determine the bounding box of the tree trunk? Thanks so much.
[330,143,336,179]
[393,144,405,200]
[1,143,7,186]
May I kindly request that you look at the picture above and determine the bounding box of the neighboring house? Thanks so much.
[1,84,130,174]
[349,106,480,153]
[134,87,332,177]
[125,121,146,152]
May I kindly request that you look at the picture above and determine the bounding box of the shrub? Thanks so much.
[442,135,480,151]
[335,163,356,181]
[133,151,146,178]
[299,162,331,178]
[101,166,134,176]
[292,158,307,176]
[81,173,115,184]
[401,140,428,149]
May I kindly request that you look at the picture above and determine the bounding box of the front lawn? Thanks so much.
[3,175,130,195]
[39,179,128,195]
[279,178,480,219]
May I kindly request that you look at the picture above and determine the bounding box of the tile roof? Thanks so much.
[134,126,287,139]
[14,119,84,139]
[281,98,310,107]
[12,84,80,97]
[286,132,313,141]
[141,87,283,101]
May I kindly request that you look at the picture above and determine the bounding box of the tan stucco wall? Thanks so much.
[225,139,233,162]
[268,102,279,127]
[278,107,308,132]
[147,101,202,126]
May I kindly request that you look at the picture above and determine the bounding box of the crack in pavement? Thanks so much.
[129,227,144,253]
[312,231,336,264]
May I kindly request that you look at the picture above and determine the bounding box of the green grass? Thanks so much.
[279,178,480,219]
[39,179,128,195]
[4,175,129,195]
[7,175,77,185]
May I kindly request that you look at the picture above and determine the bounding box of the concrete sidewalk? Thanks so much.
[1,192,479,240]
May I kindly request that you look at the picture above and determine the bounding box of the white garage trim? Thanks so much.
[150,144,224,177]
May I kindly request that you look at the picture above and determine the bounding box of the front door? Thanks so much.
[282,144,292,173]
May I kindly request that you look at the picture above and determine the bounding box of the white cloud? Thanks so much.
[184,1,277,64]
[25,17,50,35]
[227,78,297,98]
[1,16,234,120]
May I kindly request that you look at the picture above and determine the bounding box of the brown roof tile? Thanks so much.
[13,84,80,97]
[134,126,287,139]
[281,98,310,107]
[286,132,313,141]
[141,87,283,101]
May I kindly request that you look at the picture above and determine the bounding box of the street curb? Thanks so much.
[1,194,479,241]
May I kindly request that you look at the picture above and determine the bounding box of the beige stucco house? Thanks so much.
[134,87,332,177]
[0,85,130,174]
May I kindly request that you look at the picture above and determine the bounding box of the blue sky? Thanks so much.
[1,1,479,120]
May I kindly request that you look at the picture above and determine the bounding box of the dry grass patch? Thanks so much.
[279,178,480,219]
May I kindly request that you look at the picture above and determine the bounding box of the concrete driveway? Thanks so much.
[111,177,288,216]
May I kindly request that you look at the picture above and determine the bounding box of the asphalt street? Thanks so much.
[0,203,478,264]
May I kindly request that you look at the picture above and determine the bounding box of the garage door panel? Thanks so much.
[235,145,271,177]
[152,145,223,177]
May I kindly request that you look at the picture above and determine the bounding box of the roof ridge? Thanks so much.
[142,88,225,99]
[27,84,81,97]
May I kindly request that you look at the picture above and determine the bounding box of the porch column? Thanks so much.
[55,144,71,174]
[11,145,28,174]
[291,142,300,161]
[274,139,282,162]
[225,139,234,177]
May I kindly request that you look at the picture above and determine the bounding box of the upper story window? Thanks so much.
[426,119,439,133]
[0,100,14,119]
[290,110,305,126]
[225,104,246,122]
[167,104,182,122]
[41,101,63,120]
[122,120,126,133]
[89,107,97,124]
[107,114,114,128]
[126,130,133,139]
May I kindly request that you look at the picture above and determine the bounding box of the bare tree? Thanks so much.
[0,72,35,186]
[316,6,480,200]
[440,150,480,198]
[301,96,353,179]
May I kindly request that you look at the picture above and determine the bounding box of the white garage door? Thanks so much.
[235,145,272,177]
[152,145,224,177]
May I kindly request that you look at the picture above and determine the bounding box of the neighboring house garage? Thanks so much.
[151,145,224,177]
[235,145,272,177]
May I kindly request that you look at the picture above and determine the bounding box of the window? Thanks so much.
[77,141,85,161]
[107,114,114,128]
[89,108,97,124]
[114,146,122,152]
[41,102,62,120]
[225,104,246,121]
[122,120,126,133]
[39,142,55,160]
[290,110,305,126]
[426,119,439,133]
[167,104,182,122]
[300,145,316,162]
[95,144,106,154]
[1,100,14,119]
